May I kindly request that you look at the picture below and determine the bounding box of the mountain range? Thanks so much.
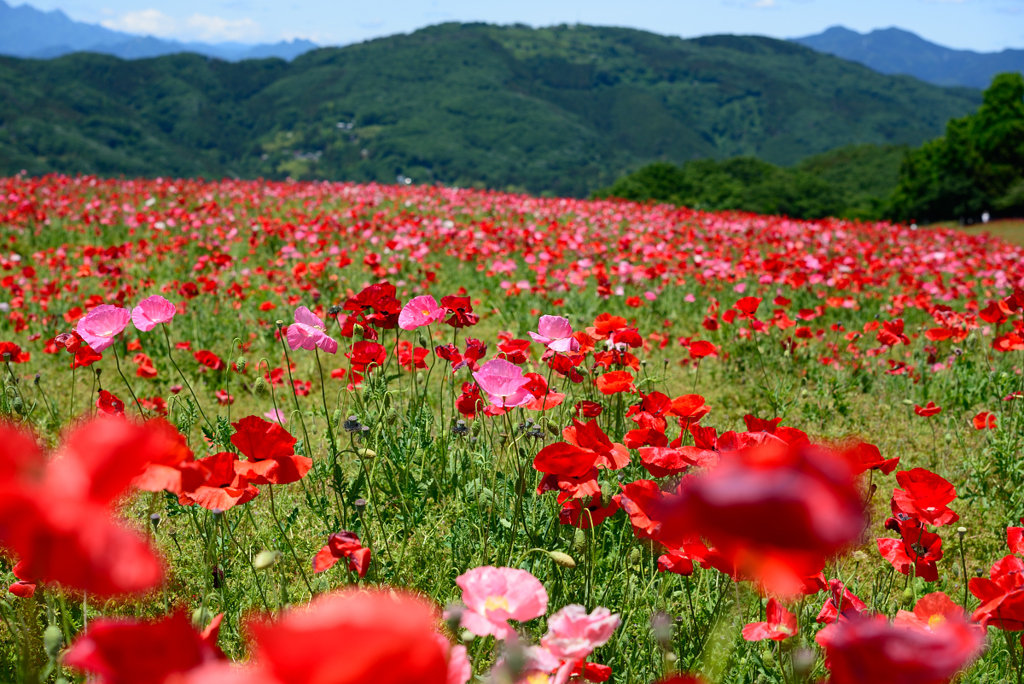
[792,26,1024,89]
[0,23,982,196]
[0,0,315,61]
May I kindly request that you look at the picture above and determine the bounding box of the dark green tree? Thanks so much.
[890,72,1024,222]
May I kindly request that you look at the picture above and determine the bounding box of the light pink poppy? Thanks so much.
[264,409,288,425]
[472,359,533,408]
[399,295,445,331]
[76,305,131,352]
[286,307,338,354]
[455,566,548,640]
[131,295,177,332]
[528,315,579,353]
[541,605,621,660]
[434,634,472,684]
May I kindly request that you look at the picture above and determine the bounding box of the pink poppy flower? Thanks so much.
[131,295,177,332]
[472,359,533,408]
[399,295,445,331]
[454,566,548,640]
[264,409,288,425]
[541,604,621,660]
[76,305,131,352]
[435,634,472,684]
[286,307,338,354]
[528,315,580,353]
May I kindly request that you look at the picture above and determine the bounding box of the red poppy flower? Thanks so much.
[586,313,627,340]
[521,372,565,411]
[0,420,164,597]
[876,318,910,346]
[246,588,447,684]
[97,390,125,415]
[440,295,479,328]
[891,468,958,527]
[64,611,224,684]
[349,340,387,373]
[614,479,669,540]
[312,531,371,578]
[549,353,584,383]
[558,495,621,529]
[687,340,717,359]
[131,418,207,495]
[659,442,865,596]
[497,338,531,364]
[913,402,941,417]
[817,579,867,624]
[821,614,983,684]
[574,401,603,418]
[0,341,30,363]
[877,519,943,582]
[734,297,762,318]
[456,383,485,418]
[842,442,899,475]
[178,452,260,511]
[667,394,710,427]
[972,411,997,430]
[969,555,1024,630]
[639,446,691,478]
[231,416,312,485]
[194,350,226,371]
[133,352,158,378]
[624,428,668,449]
[563,419,630,469]
[895,592,971,633]
[742,598,798,641]
[595,370,635,395]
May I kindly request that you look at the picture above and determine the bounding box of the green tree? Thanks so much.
[890,72,1024,222]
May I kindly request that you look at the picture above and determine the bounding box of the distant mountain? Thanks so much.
[0,0,316,61]
[0,23,982,196]
[792,26,1024,89]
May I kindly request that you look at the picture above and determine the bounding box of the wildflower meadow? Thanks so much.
[2,173,1024,684]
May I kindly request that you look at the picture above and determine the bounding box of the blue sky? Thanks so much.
[21,0,1024,51]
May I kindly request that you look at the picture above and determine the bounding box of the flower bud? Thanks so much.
[253,376,268,396]
[573,529,587,554]
[385,409,398,425]
[417,333,429,348]
[901,588,914,606]
[236,356,247,373]
[357,447,376,460]
[43,625,63,659]
[254,550,282,570]
[445,603,464,635]
[547,551,576,569]
[34,373,41,386]
[352,323,365,338]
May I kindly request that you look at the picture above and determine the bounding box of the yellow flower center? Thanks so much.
[484,595,510,612]
[526,675,550,684]
[927,614,946,630]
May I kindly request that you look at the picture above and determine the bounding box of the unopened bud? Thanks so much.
[357,448,376,460]
[191,606,212,629]
[792,648,815,677]
[901,588,914,606]
[352,323,365,337]
[254,550,282,570]
[417,333,429,348]
[628,548,641,565]
[236,357,247,373]
[573,529,587,554]
[253,376,268,396]
[471,420,482,436]
[547,551,576,569]
[12,397,24,415]
[43,624,63,658]
[445,603,464,635]
[34,373,40,386]
[386,409,398,425]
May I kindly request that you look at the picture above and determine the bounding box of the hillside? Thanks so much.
[793,26,1024,89]
[0,23,982,196]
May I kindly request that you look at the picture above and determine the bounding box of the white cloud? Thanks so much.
[752,0,778,7]
[101,9,178,37]
[101,8,262,42]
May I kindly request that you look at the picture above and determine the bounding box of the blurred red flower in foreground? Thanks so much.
[312,531,371,577]
[244,589,448,684]
[822,614,983,684]
[0,419,166,596]
[64,611,224,684]
[658,441,866,596]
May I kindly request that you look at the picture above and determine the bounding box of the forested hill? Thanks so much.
[0,23,982,196]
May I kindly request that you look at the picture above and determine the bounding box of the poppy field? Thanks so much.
[2,173,1024,684]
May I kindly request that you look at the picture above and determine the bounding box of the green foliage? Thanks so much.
[890,72,1024,222]
[594,144,906,220]
[0,23,981,197]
